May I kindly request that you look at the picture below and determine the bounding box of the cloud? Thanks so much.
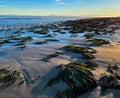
[55,0,66,5]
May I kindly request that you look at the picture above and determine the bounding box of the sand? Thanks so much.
[0,43,120,98]
[0,44,73,98]
[0,28,120,98]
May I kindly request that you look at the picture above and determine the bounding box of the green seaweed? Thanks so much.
[63,45,95,60]
[84,33,95,39]
[82,52,95,59]
[63,45,89,53]
[99,65,120,90]
[43,52,59,61]
[44,62,97,98]
[90,38,110,46]
[0,68,19,89]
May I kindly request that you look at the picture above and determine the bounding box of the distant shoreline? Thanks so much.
[0,16,81,30]
[0,16,120,30]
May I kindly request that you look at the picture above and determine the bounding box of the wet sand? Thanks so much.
[0,18,120,98]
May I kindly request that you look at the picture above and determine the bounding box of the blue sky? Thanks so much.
[0,0,120,16]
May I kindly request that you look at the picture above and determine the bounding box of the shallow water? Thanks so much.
[0,28,118,48]
[0,16,119,48]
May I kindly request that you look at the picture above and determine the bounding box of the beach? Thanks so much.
[0,17,120,98]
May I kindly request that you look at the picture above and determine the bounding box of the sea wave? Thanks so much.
[0,16,81,30]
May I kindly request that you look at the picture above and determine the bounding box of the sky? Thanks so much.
[0,0,120,16]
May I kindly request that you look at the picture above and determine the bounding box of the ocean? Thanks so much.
[0,15,80,30]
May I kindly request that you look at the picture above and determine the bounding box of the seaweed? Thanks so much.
[63,45,96,60]
[0,68,19,89]
[44,62,97,98]
[63,45,89,53]
[46,39,59,42]
[82,52,95,59]
[21,36,33,42]
[99,65,120,90]
[89,38,110,46]
[84,33,95,39]
[34,41,47,45]
[43,52,59,62]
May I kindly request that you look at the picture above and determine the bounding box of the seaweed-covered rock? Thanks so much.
[34,41,47,45]
[17,45,27,50]
[33,28,49,34]
[0,68,19,89]
[99,75,120,90]
[82,52,95,59]
[107,65,120,78]
[84,33,95,39]
[99,65,120,90]
[90,38,110,46]
[85,61,97,69]
[21,36,33,42]
[63,45,96,60]
[69,30,79,34]
[0,40,10,46]
[53,29,61,32]
[63,45,90,53]
[61,17,119,36]
[44,62,97,98]
[42,52,59,62]
[46,39,59,42]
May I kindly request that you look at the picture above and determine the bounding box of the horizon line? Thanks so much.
[0,14,120,17]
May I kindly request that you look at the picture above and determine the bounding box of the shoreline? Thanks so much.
[0,17,120,98]
[0,16,81,31]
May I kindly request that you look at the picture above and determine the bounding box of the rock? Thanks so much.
[99,65,120,90]
[0,68,19,89]
[44,62,97,98]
